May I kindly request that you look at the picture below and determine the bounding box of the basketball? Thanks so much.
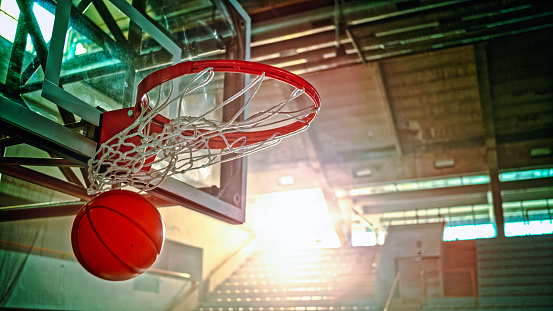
[71,190,165,281]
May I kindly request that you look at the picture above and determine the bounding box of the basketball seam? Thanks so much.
[94,205,162,254]
[84,204,143,277]
[90,190,163,253]
[86,204,162,271]
[97,191,163,254]
[72,210,100,278]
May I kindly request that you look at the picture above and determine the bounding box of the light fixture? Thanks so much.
[530,147,552,158]
[279,176,294,186]
[353,168,372,178]
[434,159,455,169]
[334,190,347,198]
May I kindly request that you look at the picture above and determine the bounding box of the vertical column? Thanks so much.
[474,43,505,238]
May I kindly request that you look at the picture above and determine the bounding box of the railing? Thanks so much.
[421,268,477,305]
[371,244,383,273]
[204,234,257,294]
[383,271,401,311]
[0,240,74,259]
[162,280,200,311]
[524,206,553,224]
[420,270,430,305]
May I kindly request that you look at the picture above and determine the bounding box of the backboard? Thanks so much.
[0,0,250,224]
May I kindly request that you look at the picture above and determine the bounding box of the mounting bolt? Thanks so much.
[233,193,241,205]
[128,109,134,118]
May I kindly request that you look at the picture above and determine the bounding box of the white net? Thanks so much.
[87,67,318,195]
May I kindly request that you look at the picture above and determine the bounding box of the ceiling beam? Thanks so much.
[502,186,553,203]
[247,0,553,76]
[373,62,403,156]
[361,192,489,215]
[354,183,490,214]
[502,177,553,191]
[301,125,352,247]
[336,0,366,66]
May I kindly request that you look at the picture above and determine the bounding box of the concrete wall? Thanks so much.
[158,206,254,285]
[4,252,191,310]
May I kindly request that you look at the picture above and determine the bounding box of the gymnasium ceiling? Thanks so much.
[241,0,553,238]
[1,0,552,238]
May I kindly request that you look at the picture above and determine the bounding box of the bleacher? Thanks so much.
[195,234,552,311]
[423,234,553,311]
[196,246,381,311]
[477,235,553,310]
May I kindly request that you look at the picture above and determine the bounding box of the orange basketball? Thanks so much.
[71,190,165,281]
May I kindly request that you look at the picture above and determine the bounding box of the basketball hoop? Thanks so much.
[87,60,321,195]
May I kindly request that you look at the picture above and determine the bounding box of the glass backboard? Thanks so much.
[0,0,250,224]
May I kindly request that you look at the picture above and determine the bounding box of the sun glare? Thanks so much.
[248,188,341,250]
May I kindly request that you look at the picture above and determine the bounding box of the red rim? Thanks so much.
[134,60,320,149]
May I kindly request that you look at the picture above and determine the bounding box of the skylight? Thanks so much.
[340,167,553,198]
[0,1,54,44]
